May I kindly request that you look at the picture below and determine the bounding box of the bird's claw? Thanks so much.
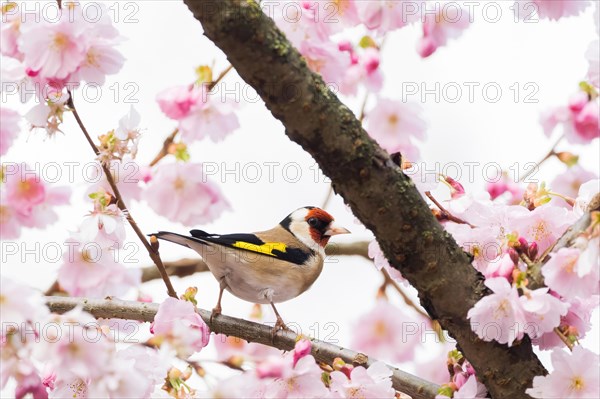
[210,306,222,325]
[270,316,288,342]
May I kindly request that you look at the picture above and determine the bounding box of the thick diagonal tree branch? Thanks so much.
[44,296,439,399]
[182,1,546,397]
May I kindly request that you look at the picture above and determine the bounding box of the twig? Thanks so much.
[148,64,234,167]
[148,129,178,167]
[519,134,563,182]
[44,296,440,399]
[358,92,369,123]
[381,270,430,320]
[45,241,372,294]
[66,94,178,299]
[553,327,574,351]
[321,185,334,209]
[425,191,473,227]
[528,193,600,289]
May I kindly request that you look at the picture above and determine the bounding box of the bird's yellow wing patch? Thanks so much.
[231,241,287,256]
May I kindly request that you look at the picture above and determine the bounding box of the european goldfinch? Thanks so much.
[153,206,350,336]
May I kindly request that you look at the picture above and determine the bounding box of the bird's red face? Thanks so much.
[305,207,350,247]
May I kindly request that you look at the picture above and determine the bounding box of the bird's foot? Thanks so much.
[210,306,222,325]
[270,315,287,342]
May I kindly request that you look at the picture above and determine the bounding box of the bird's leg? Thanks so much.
[270,302,287,341]
[210,285,225,325]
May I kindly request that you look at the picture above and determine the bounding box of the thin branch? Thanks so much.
[140,241,371,283]
[358,91,369,123]
[553,327,574,351]
[528,193,600,290]
[381,270,430,320]
[321,184,334,209]
[148,64,234,167]
[44,296,440,399]
[519,134,563,182]
[148,128,178,167]
[425,191,473,227]
[66,94,178,299]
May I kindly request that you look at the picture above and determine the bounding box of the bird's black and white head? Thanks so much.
[280,206,350,249]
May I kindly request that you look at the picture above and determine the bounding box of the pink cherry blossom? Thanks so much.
[144,162,230,225]
[339,46,383,96]
[151,297,210,358]
[365,98,426,161]
[513,0,591,21]
[527,346,599,398]
[293,339,312,367]
[0,107,20,155]
[86,159,143,203]
[542,246,599,300]
[207,372,267,398]
[351,299,427,363]
[0,277,49,333]
[573,179,600,217]
[272,1,336,46]
[417,6,470,58]
[157,85,200,120]
[262,354,329,398]
[356,0,418,34]
[510,205,576,255]
[550,165,597,208]
[57,239,140,298]
[534,296,598,350]
[1,2,23,59]
[24,87,70,138]
[70,39,124,86]
[587,40,599,88]
[14,371,47,399]
[573,100,600,142]
[452,375,489,399]
[17,14,88,80]
[84,345,169,399]
[486,173,524,204]
[213,333,280,363]
[299,39,351,86]
[520,287,569,338]
[35,307,115,382]
[444,224,503,276]
[79,204,127,249]
[368,240,405,283]
[467,277,527,346]
[1,163,71,238]
[541,92,600,144]
[178,93,240,142]
[329,361,395,398]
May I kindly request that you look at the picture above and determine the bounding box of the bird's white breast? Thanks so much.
[188,241,323,304]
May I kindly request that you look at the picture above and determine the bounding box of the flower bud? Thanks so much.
[528,242,538,260]
[518,237,529,253]
[508,248,520,265]
[556,151,579,167]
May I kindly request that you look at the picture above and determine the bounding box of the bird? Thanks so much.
[152,206,350,337]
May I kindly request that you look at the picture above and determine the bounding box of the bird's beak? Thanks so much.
[324,224,351,236]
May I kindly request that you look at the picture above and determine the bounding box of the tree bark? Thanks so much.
[45,296,439,399]
[181,1,547,397]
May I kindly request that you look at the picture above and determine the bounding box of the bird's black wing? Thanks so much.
[189,230,311,265]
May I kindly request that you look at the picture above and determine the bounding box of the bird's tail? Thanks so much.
[151,231,206,249]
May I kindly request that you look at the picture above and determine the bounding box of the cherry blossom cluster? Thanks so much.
[0,278,170,398]
[1,1,125,137]
[1,163,70,239]
[205,338,396,398]
[436,350,488,399]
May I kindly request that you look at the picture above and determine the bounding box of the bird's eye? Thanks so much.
[308,217,319,227]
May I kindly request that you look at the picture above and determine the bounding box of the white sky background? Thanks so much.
[1,0,600,393]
